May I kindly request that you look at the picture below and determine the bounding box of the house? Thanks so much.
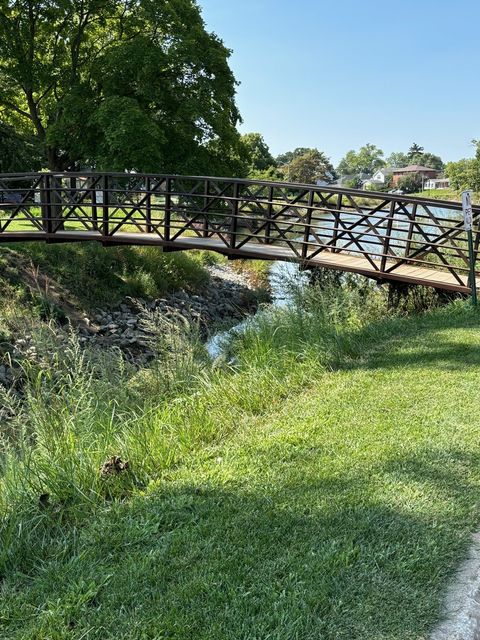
[391,165,439,186]
[330,174,369,189]
[362,167,394,190]
[423,177,450,190]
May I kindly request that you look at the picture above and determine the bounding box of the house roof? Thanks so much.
[392,165,438,173]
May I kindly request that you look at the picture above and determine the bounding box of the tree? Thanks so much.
[240,133,276,173]
[407,143,424,159]
[397,173,423,194]
[410,152,443,170]
[0,120,42,172]
[248,165,284,182]
[337,144,385,178]
[275,148,312,166]
[386,152,409,168]
[445,143,480,192]
[387,149,443,170]
[0,0,242,173]
[286,149,336,184]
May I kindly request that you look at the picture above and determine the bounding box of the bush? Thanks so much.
[396,173,423,194]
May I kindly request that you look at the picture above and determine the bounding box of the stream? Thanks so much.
[206,261,309,359]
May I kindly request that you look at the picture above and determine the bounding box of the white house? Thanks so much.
[424,178,450,190]
[362,167,394,190]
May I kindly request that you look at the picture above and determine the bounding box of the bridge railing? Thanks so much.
[0,172,478,288]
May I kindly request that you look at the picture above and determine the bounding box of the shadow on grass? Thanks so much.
[2,445,480,639]
[336,304,480,373]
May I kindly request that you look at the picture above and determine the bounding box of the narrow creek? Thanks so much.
[206,261,309,359]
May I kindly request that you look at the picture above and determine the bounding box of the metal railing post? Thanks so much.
[265,186,274,244]
[164,177,172,242]
[302,190,315,260]
[40,173,53,234]
[380,200,395,272]
[102,174,109,238]
[203,179,209,238]
[145,177,152,234]
[230,182,239,250]
[405,203,417,258]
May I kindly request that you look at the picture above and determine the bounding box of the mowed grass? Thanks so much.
[2,295,480,638]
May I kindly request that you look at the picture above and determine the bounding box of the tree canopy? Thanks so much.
[240,133,276,173]
[445,141,480,191]
[285,149,336,185]
[275,148,312,167]
[407,143,424,158]
[0,0,243,173]
[387,146,444,170]
[336,144,385,178]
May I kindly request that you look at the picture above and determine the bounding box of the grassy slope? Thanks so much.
[2,303,480,638]
[411,188,480,203]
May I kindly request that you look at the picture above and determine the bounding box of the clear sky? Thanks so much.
[199,0,480,166]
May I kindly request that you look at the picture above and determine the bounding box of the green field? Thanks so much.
[1,281,480,638]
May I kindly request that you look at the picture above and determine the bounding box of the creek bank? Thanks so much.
[0,263,265,387]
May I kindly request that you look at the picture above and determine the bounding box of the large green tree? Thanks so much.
[0,0,242,173]
[445,141,480,191]
[286,149,336,184]
[337,144,385,177]
[240,133,276,173]
[387,146,443,170]
[275,147,311,166]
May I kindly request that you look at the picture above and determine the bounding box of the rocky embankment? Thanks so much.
[0,264,263,387]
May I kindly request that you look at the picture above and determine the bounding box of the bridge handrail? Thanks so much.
[0,171,474,213]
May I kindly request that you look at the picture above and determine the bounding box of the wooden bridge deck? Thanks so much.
[4,229,471,294]
[0,171,479,295]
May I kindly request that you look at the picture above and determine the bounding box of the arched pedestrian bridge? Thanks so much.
[0,172,478,294]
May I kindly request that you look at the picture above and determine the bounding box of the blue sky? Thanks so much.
[199,0,480,166]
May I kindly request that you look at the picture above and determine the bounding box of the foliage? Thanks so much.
[0,120,42,173]
[0,0,242,173]
[397,173,423,193]
[445,142,480,192]
[275,147,313,166]
[387,146,444,170]
[248,165,284,182]
[1,242,210,309]
[407,142,424,158]
[337,143,385,178]
[240,133,276,174]
[386,151,409,168]
[410,152,444,170]
[284,149,336,184]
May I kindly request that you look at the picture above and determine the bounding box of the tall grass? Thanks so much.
[2,242,213,308]
[0,273,453,575]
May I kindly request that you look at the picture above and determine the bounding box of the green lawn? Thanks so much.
[2,299,480,638]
